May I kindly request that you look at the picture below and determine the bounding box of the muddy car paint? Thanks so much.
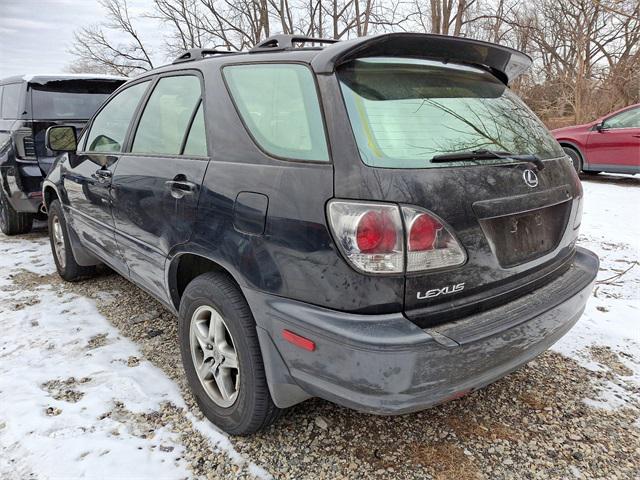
[43,33,598,414]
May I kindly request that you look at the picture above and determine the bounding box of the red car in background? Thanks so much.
[552,103,640,175]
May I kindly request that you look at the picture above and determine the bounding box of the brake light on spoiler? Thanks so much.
[327,200,466,274]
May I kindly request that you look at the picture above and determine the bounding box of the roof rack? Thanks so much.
[250,35,339,53]
[172,48,235,64]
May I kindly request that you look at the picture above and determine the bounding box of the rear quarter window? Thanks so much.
[1,83,23,119]
[223,63,329,162]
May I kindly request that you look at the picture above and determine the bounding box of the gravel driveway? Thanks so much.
[1,176,639,480]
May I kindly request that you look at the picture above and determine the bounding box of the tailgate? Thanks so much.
[323,53,582,327]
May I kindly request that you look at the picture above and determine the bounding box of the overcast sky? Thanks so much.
[0,0,164,78]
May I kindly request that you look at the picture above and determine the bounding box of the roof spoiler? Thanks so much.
[310,33,532,85]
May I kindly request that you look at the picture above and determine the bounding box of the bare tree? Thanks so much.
[69,0,154,75]
[68,0,638,127]
[148,0,210,56]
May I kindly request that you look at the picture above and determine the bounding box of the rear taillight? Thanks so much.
[327,201,466,274]
[14,128,37,160]
[327,201,403,273]
[402,207,466,272]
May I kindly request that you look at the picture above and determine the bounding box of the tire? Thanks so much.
[179,272,282,435]
[47,199,96,281]
[562,146,582,174]
[0,187,33,236]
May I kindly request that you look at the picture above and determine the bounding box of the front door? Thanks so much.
[586,106,640,171]
[64,80,152,273]
[110,74,209,302]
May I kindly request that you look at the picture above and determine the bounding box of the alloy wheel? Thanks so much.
[190,305,240,408]
[0,192,7,232]
[51,215,66,269]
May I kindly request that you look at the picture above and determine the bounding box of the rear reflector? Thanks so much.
[282,329,316,351]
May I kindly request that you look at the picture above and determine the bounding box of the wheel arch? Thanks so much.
[558,141,586,165]
[167,252,246,311]
[43,182,59,210]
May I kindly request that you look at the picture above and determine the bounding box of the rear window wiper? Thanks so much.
[431,149,544,170]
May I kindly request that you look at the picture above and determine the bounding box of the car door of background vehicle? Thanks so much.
[110,72,209,302]
[63,80,151,274]
[586,106,640,170]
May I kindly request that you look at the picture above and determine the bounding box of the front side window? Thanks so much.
[86,81,150,153]
[338,58,564,169]
[603,107,640,129]
[224,64,329,162]
[132,75,202,155]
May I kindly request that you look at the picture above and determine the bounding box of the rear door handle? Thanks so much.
[165,180,196,198]
[632,134,640,138]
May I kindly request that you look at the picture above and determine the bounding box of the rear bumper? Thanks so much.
[247,247,598,413]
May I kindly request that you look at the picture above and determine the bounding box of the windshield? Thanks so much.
[338,58,564,169]
[30,80,122,120]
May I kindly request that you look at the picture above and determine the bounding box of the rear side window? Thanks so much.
[183,102,207,156]
[132,75,203,155]
[224,64,329,162]
[1,83,23,119]
[86,81,150,153]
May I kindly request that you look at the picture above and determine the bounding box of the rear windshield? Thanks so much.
[30,80,122,120]
[338,58,564,169]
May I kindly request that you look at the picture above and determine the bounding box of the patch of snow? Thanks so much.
[0,236,54,284]
[0,232,266,479]
[0,277,190,477]
[582,380,636,411]
[552,180,640,409]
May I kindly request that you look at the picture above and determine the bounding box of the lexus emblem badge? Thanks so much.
[523,169,539,188]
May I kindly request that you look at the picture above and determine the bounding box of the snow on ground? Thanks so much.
[0,235,267,479]
[552,179,640,409]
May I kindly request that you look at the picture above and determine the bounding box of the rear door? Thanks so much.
[63,80,151,273]
[586,106,640,171]
[327,57,581,327]
[110,72,209,301]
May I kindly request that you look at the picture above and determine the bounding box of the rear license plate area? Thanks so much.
[479,201,570,268]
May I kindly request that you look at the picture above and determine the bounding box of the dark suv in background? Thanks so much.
[0,74,125,235]
[43,33,598,435]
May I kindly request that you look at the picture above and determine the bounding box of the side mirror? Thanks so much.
[46,125,77,152]
[595,122,605,133]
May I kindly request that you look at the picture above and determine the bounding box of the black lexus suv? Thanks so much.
[0,74,125,235]
[43,33,599,435]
